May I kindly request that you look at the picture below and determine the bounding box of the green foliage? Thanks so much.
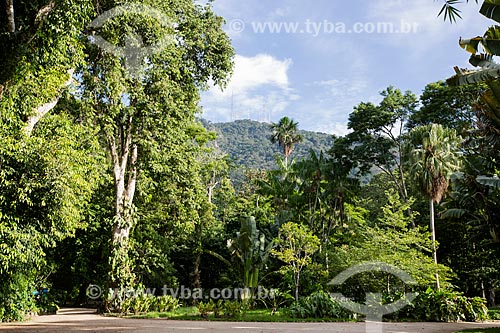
[272,222,320,301]
[405,124,463,203]
[437,0,478,22]
[489,309,500,320]
[223,300,243,318]
[0,273,37,322]
[270,116,304,165]
[257,289,295,315]
[227,216,273,295]
[403,288,488,322]
[74,0,234,298]
[333,190,452,291]
[0,0,94,127]
[196,300,213,318]
[121,294,179,315]
[408,81,483,134]
[34,292,59,315]
[287,291,353,319]
[0,112,105,320]
[196,299,242,318]
[330,86,417,208]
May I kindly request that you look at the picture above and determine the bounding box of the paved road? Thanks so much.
[0,308,499,333]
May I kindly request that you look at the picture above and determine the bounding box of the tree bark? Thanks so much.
[294,271,300,301]
[106,115,137,290]
[6,0,15,33]
[430,199,440,290]
[108,115,137,245]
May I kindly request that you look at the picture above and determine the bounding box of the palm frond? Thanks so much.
[438,0,478,23]
[476,175,500,188]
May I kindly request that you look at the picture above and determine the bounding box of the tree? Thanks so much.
[330,86,418,222]
[0,112,104,320]
[270,116,303,167]
[73,0,234,299]
[408,81,483,135]
[332,191,453,301]
[292,150,359,244]
[272,222,320,301]
[405,124,463,289]
[0,0,95,135]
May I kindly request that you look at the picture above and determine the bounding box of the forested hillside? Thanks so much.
[203,119,334,171]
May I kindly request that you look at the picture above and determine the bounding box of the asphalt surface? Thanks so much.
[0,308,499,333]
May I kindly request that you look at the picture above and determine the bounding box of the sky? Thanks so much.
[198,0,494,135]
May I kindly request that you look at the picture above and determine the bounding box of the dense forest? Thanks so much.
[0,0,499,325]
[202,119,334,184]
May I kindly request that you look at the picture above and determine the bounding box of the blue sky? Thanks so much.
[199,1,493,135]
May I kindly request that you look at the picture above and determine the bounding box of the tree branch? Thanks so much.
[24,68,74,136]
[34,1,55,27]
[24,1,55,44]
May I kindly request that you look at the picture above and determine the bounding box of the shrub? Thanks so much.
[489,309,500,320]
[0,273,37,322]
[258,289,294,314]
[120,294,179,315]
[287,291,353,319]
[34,290,59,315]
[402,288,488,322]
[155,295,179,313]
[196,300,213,318]
[223,300,242,318]
[196,300,243,318]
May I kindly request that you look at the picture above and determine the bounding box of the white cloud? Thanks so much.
[201,53,296,123]
[315,78,368,98]
[222,54,292,96]
[316,122,349,137]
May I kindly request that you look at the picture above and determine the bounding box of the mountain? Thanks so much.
[202,119,334,172]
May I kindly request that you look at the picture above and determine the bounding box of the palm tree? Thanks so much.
[270,117,303,167]
[405,124,463,289]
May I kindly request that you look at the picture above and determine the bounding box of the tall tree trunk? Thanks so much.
[487,284,496,307]
[190,221,202,304]
[294,271,300,301]
[430,199,440,290]
[397,142,415,228]
[6,0,15,33]
[107,116,137,288]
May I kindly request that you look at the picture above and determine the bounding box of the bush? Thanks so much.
[402,288,488,322]
[287,291,353,319]
[196,299,243,318]
[155,295,179,313]
[196,300,213,318]
[258,289,294,314]
[34,289,59,315]
[0,273,37,322]
[120,294,179,315]
[223,300,242,318]
[488,309,500,320]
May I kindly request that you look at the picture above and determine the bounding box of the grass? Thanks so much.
[490,311,500,320]
[116,306,356,322]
